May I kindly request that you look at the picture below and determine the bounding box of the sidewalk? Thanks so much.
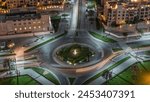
[0,69,54,85]
[0,31,51,40]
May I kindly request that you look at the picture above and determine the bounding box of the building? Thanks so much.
[0,11,54,36]
[0,0,65,13]
[101,0,150,26]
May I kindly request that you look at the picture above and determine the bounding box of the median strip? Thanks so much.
[24,33,66,53]
[0,53,16,57]
[89,31,116,43]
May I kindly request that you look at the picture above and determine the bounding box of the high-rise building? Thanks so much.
[101,0,150,26]
[0,0,65,13]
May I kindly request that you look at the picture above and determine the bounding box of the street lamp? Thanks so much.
[12,58,20,85]
[15,69,20,85]
[7,40,15,49]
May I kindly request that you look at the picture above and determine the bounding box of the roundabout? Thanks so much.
[53,43,104,68]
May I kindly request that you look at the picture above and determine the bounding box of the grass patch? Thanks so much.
[57,44,95,65]
[0,53,16,57]
[26,67,60,85]
[145,51,150,55]
[105,61,150,85]
[0,75,40,85]
[89,31,116,43]
[87,0,95,9]
[117,68,135,85]
[112,48,123,52]
[25,56,37,60]
[25,33,66,53]
[82,56,131,84]
[68,77,76,85]
[51,16,61,20]
[138,61,150,71]
[51,16,61,32]
[130,44,150,49]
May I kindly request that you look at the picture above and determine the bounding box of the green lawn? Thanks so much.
[130,44,150,49]
[57,44,95,65]
[25,56,37,60]
[0,53,16,57]
[112,48,123,52]
[145,51,150,55]
[51,16,61,20]
[0,75,39,85]
[138,61,150,71]
[51,16,61,32]
[25,33,66,53]
[87,0,95,9]
[118,68,135,85]
[82,56,131,84]
[26,67,60,85]
[68,77,76,85]
[105,61,150,85]
[89,31,116,43]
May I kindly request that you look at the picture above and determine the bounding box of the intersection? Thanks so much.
[0,0,150,85]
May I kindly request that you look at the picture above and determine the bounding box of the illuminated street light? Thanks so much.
[7,41,15,49]
[73,49,78,56]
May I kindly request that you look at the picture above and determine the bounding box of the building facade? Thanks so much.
[0,0,65,13]
[101,0,150,26]
[0,12,53,36]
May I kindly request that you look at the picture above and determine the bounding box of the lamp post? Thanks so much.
[15,69,20,85]
[14,58,20,85]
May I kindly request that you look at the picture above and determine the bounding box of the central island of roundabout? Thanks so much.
[53,43,104,75]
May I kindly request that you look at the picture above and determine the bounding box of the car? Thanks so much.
[0,42,6,49]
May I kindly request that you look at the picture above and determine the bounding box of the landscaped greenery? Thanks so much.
[96,18,104,31]
[51,16,61,20]
[51,16,61,32]
[145,51,150,55]
[0,75,40,85]
[25,56,37,61]
[26,67,60,85]
[61,13,69,18]
[105,61,150,85]
[25,33,66,53]
[138,61,150,71]
[129,44,150,49]
[56,44,95,65]
[112,48,123,52]
[89,31,116,43]
[68,77,76,85]
[82,56,131,84]
[0,53,16,57]
[87,0,95,9]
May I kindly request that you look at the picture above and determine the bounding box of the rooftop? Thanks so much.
[0,11,41,22]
